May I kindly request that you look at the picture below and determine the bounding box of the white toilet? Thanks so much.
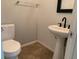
[1,24,21,59]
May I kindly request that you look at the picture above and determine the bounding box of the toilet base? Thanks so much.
[5,56,18,59]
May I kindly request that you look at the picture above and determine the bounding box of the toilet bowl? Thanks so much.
[3,39,21,59]
[1,24,21,59]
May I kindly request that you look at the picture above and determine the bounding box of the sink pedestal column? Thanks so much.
[53,38,65,59]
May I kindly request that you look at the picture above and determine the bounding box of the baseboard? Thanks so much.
[22,40,38,48]
[22,40,54,52]
[37,40,54,52]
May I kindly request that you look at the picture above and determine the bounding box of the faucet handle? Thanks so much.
[58,23,62,27]
[68,25,70,29]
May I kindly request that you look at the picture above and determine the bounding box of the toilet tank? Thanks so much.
[1,24,15,41]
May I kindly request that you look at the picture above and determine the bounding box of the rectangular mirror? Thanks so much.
[57,0,75,13]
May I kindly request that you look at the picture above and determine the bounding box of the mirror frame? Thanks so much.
[57,0,73,13]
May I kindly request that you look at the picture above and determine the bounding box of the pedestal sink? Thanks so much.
[48,25,70,59]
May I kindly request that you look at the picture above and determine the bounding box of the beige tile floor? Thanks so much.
[18,42,53,59]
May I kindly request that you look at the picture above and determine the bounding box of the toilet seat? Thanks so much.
[3,39,21,57]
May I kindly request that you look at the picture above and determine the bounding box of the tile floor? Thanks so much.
[18,42,53,59]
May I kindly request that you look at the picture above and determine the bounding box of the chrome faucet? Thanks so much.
[62,17,67,28]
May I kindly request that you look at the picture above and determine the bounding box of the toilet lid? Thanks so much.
[3,39,21,53]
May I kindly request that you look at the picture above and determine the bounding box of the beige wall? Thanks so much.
[1,0,39,44]
[37,0,75,51]
[1,0,76,51]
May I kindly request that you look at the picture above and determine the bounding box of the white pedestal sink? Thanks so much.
[48,25,70,59]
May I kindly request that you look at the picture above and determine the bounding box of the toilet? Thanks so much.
[1,24,21,59]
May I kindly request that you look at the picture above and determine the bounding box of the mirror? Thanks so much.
[57,0,75,13]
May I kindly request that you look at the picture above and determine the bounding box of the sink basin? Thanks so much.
[48,25,70,59]
[48,25,70,38]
